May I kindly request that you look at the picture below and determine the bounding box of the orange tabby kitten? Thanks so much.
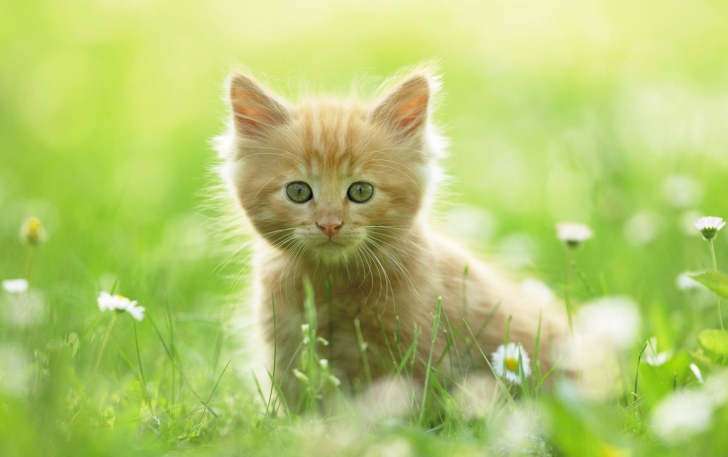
[215,67,568,401]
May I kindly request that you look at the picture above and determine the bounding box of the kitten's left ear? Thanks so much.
[228,73,292,138]
[369,72,436,138]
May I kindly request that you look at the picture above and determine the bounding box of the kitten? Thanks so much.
[215,66,568,403]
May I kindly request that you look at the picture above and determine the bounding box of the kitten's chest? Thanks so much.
[262,267,424,344]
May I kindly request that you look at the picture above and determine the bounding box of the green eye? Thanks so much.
[347,182,374,203]
[286,182,313,203]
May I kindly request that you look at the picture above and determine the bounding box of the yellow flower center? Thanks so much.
[599,443,631,457]
[21,217,45,245]
[115,294,127,300]
[505,357,519,372]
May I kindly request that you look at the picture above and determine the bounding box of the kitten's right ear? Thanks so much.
[228,73,291,138]
[368,72,435,139]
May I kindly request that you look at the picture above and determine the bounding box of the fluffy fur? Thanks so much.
[214,67,568,400]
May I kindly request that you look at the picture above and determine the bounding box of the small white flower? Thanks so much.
[652,390,713,443]
[643,337,672,366]
[319,359,329,370]
[490,342,531,384]
[704,370,728,406]
[97,291,145,321]
[578,296,640,351]
[556,222,593,247]
[694,216,725,241]
[2,279,29,294]
[521,279,555,305]
[676,272,705,291]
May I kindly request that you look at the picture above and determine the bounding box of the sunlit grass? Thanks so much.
[3,0,728,455]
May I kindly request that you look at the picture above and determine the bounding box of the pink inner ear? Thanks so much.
[394,93,429,134]
[231,88,273,136]
[229,78,290,138]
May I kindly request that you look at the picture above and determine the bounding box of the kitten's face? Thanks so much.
[222,72,437,264]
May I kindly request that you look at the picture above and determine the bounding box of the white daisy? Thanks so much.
[704,370,728,406]
[556,222,593,247]
[490,342,531,384]
[521,279,555,305]
[578,296,640,351]
[694,216,725,241]
[676,272,705,291]
[97,291,145,321]
[2,279,29,294]
[652,390,713,444]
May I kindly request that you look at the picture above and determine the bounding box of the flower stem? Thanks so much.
[709,240,724,330]
[94,313,118,375]
[25,246,36,280]
[564,249,574,332]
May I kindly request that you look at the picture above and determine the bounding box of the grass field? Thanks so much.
[3,0,728,455]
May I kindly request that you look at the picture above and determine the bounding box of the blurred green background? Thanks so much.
[2,0,728,454]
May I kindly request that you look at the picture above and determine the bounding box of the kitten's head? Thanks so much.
[215,67,446,264]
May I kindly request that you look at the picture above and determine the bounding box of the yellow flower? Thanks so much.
[20,217,46,246]
[599,443,632,457]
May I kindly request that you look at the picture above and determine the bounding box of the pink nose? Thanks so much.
[317,222,342,238]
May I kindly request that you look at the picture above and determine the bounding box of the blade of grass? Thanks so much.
[378,316,398,370]
[147,312,217,417]
[354,317,372,387]
[434,305,463,378]
[395,331,421,377]
[267,369,291,417]
[266,292,278,415]
[419,297,443,425]
[532,312,542,394]
[463,320,516,406]
[463,302,502,363]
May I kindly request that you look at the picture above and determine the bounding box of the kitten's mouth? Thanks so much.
[312,237,358,259]
[320,239,345,248]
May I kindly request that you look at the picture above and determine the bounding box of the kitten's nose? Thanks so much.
[317,222,342,239]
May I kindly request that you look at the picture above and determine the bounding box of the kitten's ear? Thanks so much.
[228,73,291,138]
[369,73,434,138]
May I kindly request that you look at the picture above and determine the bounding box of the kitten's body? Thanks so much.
[216,68,567,399]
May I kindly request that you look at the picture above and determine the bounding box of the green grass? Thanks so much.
[3,0,728,455]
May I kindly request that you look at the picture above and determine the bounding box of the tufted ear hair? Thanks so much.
[368,72,435,139]
[228,73,292,138]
